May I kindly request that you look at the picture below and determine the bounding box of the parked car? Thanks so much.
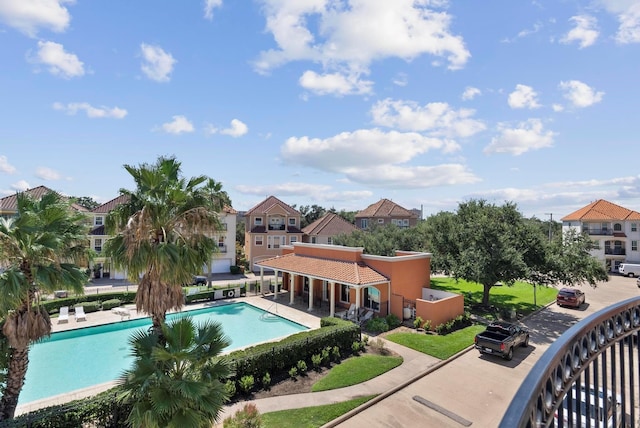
[554,383,622,428]
[192,275,208,285]
[557,287,586,308]
[474,321,529,361]
[618,263,640,277]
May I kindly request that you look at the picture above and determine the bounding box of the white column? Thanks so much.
[329,282,335,317]
[289,273,295,305]
[387,282,391,317]
[355,287,361,320]
[260,267,264,295]
[307,277,313,311]
[273,269,279,300]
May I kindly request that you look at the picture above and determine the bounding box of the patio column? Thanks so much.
[355,286,361,320]
[329,282,335,317]
[259,267,264,295]
[308,276,313,311]
[387,282,391,316]
[273,269,279,300]
[289,273,295,305]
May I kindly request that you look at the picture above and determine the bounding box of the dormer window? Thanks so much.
[95,216,103,226]
[289,218,296,226]
[255,217,263,226]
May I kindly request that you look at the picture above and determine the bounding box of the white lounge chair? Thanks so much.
[58,306,69,323]
[359,310,374,326]
[335,303,356,319]
[74,306,86,321]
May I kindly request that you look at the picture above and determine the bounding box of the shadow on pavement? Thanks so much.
[526,309,580,346]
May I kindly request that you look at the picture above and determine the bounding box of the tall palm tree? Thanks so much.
[118,316,232,427]
[0,192,90,420]
[104,156,230,333]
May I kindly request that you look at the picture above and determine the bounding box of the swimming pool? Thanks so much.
[20,303,307,405]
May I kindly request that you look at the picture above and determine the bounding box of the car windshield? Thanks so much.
[559,290,575,297]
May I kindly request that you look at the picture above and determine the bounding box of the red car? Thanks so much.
[556,287,585,308]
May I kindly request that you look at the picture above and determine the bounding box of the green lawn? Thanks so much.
[385,325,486,359]
[430,276,558,317]
[262,395,377,428]
[311,354,403,392]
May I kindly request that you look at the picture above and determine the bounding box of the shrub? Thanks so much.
[74,301,100,313]
[229,265,242,275]
[238,375,255,394]
[365,317,389,333]
[224,380,237,397]
[351,341,363,354]
[371,338,387,355]
[331,345,341,362]
[386,314,401,329]
[311,353,323,370]
[101,299,121,311]
[362,335,369,346]
[423,319,432,332]
[413,316,424,329]
[434,323,446,335]
[321,347,331,366]
[288,367,298,379]
[296,360,307,374]
[223,403,263,428]
[261,372,271,389]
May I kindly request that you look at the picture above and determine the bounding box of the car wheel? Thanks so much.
[628,273,635,278]
[522,335,529,348]
[504,347,514,361]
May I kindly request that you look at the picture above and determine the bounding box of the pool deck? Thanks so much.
[16,290,324,416]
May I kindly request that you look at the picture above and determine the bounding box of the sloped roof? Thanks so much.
[355,198,417,218]
[91,195,130,213]
[561,199,640,222]
[245,195,300,216]
[0,186,87,212]
[302,213,357,236]
[256,253,388,286]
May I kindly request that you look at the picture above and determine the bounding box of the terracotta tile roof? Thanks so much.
[355,198,417,219]
[91,195,130,213]
[245,195,300,216]
[302,213,357,236]
[256,253,389,286]
[0,186,87,212]
[561,199,640,221]
[223,205,237,214]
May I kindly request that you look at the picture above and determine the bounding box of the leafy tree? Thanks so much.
[0,192,90,420]
[72,196,99,210]
[118,316,232,428]
[104,156,229,334]
[294,204,327,229]
[334,223,426,256]
[329,208,357,224]
[546,228,609,287]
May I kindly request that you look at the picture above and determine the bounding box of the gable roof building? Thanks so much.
[0,186,87,217]
[354,198,418,230]
[302,213,357,245]
[561,199,640,271]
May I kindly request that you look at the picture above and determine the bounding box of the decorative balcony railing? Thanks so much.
[500,296,640,428]
[583,228,614,236]
[604,248,626,255]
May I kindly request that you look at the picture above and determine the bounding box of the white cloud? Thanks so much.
[552,104,564,112]
[461,86,481,101]
[0,156,16,174]
[559,80,604,108]
[392,73,408,87]
[560,15,599,48]
[236,183,373,203]
[370,98,486,138]
[342,164,480,188]
[53,102,127,118]
[599,1,640,43]
[160,115,194,134]
[11,180,30,191]
[254,0,470,84]
[221,119,248,137]
[508,84,541,109]
[485,119,556,156]
[140,43,176,82]
[0,0,72,37]
[35,166,61,180]
[203,0,222,20]
[33,40,84,78]
[299,70,373,96]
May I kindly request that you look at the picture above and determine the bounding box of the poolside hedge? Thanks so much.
[42,291,136,314]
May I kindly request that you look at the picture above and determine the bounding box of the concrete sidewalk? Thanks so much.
[214,336,444,426]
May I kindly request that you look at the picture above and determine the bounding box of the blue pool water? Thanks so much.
[20,303,307,405]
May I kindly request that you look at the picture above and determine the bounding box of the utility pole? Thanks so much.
[545,213,553,242]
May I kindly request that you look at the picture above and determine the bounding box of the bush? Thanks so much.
[223,403,263,428]
[296,360,307,374]
[423,319,432,332]
[364,317,389,333]
[386,314,401,329]
[73,301,100,313]
[311,353,322,370]
[371,338,388,355]
[351,341,363,354]
[225,380,237,397]
[331,345,340,362]
[101,299,122,311]
[239,375,255,394]
[261,372,271,389]
[288,367,298,379]
[413,316,424,329]
[229,265,242,275]
[321,347,331,366]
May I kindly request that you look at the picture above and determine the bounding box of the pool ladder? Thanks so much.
[260,303,279,320]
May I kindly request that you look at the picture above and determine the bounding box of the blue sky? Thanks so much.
[1,0,639,220]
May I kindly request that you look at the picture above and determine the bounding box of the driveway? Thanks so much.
[334,275,639,428]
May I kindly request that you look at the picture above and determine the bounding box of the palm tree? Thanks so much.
[118,316,232,427]
[0,191,90,420]
[104,156,230,333]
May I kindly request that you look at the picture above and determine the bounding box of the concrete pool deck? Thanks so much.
[16,290,323,416]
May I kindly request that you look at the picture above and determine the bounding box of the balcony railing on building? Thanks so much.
[605,248,626,255]
[500,296,640,428]
[583,228,614,236]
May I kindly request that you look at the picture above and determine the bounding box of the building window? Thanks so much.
[340,284,350,303]
[268,236,285,249]
[591,240,600,249]
[255,217,263,226]
[290,236,297,244]
[255,236,263,246]
[311,237,317,244]
[403,219,409,226]
[364,287,380,312]
[378,218,384,224]
[94,216,103,226]
[288,218,296,226]
[614,223,622,231]
[633,241,638,251]
[218,236,225,246]
[633,223,638,232]
[327,237,333,245]
[361,219,369,229]
[94,238,102,252]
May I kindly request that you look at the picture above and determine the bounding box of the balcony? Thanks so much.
[583,228,614,236]
[500,296,640,427]
[268,224,286,231]
[605,248,627,256]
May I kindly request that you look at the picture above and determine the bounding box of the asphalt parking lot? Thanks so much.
[336,274,640,428]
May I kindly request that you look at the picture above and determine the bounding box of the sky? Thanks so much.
[1,0,639,220]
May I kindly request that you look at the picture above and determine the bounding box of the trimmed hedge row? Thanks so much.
[42,292,136,314]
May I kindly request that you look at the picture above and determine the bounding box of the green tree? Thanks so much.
[0,191,90,420]
[294,204,327,229]
[334,223,425,256]
[104,156,228,333]
[118,316,232,428]
[547,228,608,287]
[72,196,99,210]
